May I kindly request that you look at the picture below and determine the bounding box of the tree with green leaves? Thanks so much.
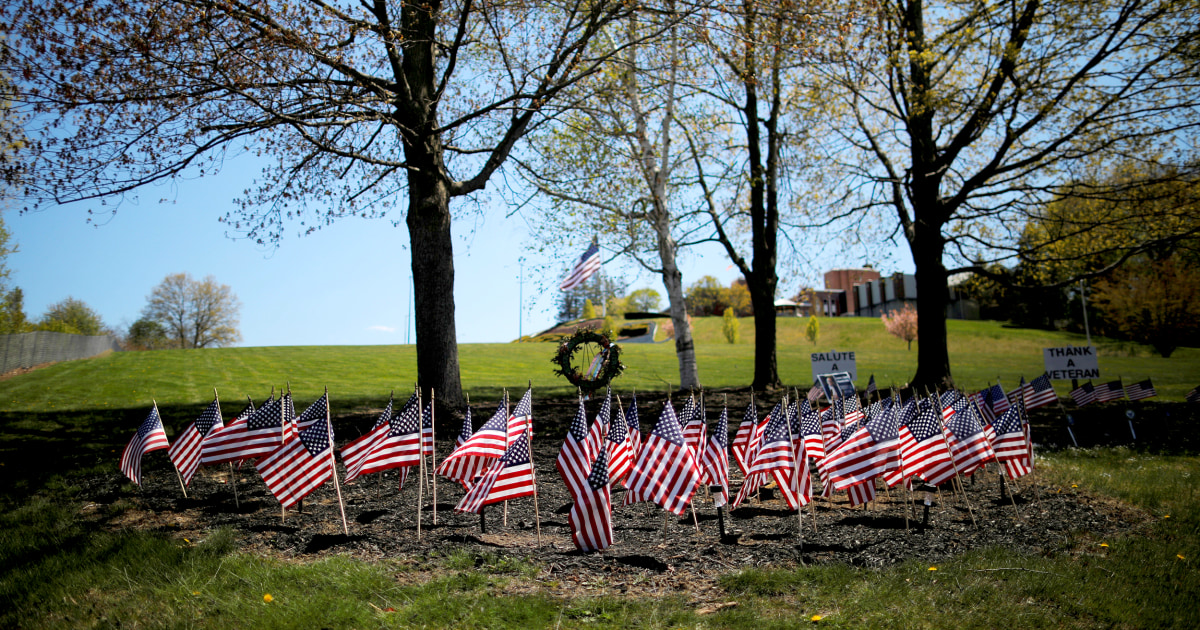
[37,297,105,336]
[626,288,663,313]
[0,287,29,334]
[813,0,1200,389]
[1090,258,1200,357]
[2,0,640,407]
[722,308,741,344]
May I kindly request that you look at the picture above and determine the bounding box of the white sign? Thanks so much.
[1043,346,1100,380]
[811,350,857,382]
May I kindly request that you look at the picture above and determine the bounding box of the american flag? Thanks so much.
[507,388,533,445]
[1124,379,1157,401]
[355,393,422,478]
[944,397,995,478]
[901,397,955,486]
[806,383,824,402]
[1020,374,1059,410]
[623,401,702,515]
[168,398,223,486]
[438,399,508,488]
[341,397,393,483]
[822,398,900,492]
[821,400,845,453]
[787,398,802,447]
[199,395,284,464]
[883,398,919,488]
[568,448,613,552]
[1094,379,1126,403]
[1070,381,1096,407]
[279,392,298,444]
[990,406,1031,480]
[625,393,642,457]
[295,393,328,431]
[606,402,633,486]
[985,382,1011,416]
[681,396,707,458]
[586,390,612,457]
[846,480,876,507]
[256,397,334,510]
[844,395,864,424]
[454,434,537,513]
[730,398,759,476]
[798,399,825,461]
[199,400,255,466]
[970,389,996,426]
[120,406,170,486]
[556,397,596,504]
[742,407,808,509]
[559,240,602,291]
[421,399,435,457]
[866,374,878,399]
[1187,386,1200,404]
[701,405,730,508]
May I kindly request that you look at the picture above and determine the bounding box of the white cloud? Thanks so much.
[367,325,397,333]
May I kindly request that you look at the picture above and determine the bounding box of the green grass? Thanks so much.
[1,318,1197,416]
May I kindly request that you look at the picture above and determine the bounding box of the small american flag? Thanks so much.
[866,374,878,398]
[606,402,633,486]
[806,383,824,402]
[1070,381,1096,407]
[568,448,613,552]
[1187,386,1200,404]
[585,390,612,458]
[846,480,876,507]
[199,399,256,466]
[1124,379,1157,401]
[903,397,955,486]
[681,396,707,458]
[622,400,702,515]
[985,383,1011,416]
[990,406,1031,480]
[944,397,994,478]
[559,240,602,291]
[437,403,498,491]
[556,398,596,504]
[822,398,900,492]
[441,397,508,462]
[625,393,642,458]
[730,399,759,476]
[506,388,533,445]
[970,389,996,426]
[257,396,334,510]
[356,393,422,479]
[1020,374,1059,410]
[295,393,328,431]
[798,399,825,461]
[701,405,731,508]
[341,396,393,483]
[883,398,919,488]
[168,398,223,487]
[1094,379,1126,403]
[200,395,284,463]
[454,434,537,513]
[120,406,170,486]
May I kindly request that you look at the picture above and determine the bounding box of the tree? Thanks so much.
[626,288,662,313]
[1090,258,1200,358]
[0,287,29,334]
[582,299,598,321]
[882,305,918,351]
[686,276,727,316]
[805,314,819,346]
[143,273,241,348]
[126,317,169,350]
[38,297,105,336]
[3,0,637,407]
[815,0,1200,389]
[722,307,741,344]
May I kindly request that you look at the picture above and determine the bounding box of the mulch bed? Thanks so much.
[71,389,1178,598]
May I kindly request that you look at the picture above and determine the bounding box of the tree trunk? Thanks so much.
[654,210,699,390]
[406,171,465,409]
[748,275,779,391]
[909,231,952,390]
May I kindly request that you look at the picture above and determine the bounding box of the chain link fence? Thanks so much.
[0,332,123,374]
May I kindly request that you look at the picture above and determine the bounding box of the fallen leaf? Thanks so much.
[696,602,738,615]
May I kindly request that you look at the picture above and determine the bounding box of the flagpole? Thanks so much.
[527,382,542,545]
[782,392,804,552]
[503,389,510,527]
[430,389,439,525]
[155,399,188,499]
[926,388,977,529]
[415,385,425,541]
[968,392,1020,522]
[795,388,818,535]
[324,387,350,535]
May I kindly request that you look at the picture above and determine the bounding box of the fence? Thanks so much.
[0,331,123,374]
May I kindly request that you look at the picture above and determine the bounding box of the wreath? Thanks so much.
[551,329,625,393]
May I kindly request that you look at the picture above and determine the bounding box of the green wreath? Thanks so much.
[551,329,625,393]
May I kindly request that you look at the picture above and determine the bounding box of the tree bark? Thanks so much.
[653,207,700,390]
[909,228,952,390]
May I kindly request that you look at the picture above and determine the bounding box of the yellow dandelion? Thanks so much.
[1100,543,1108,548]
[184,538,191,544]
[1071,484,1078,488]
[1164,515,1171,519]
[192,591,200,596]
[929,566,937,571]
[811,615,823,622]
[1178,554,1186,560]
[263,594,273,603]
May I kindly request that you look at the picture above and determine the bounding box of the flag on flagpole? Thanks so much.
[1124,379,1157,401]
[568,448,614,552]
[899,397,955,485]
[846,480,876,507]
[556,398,596,504]
[985,382,1011,416]
[701,405,731,508]
[585,390,612,456]
[438,399,508,488]
[1070,381,1096,407]
[806,383,824,403]
[1020,374,1059,410]
[970,389,996,426]
[341,397,393,483]
[355,392,422,478]
[866,375,878,399]
[681,396,707,457]
[507,388,533,445]
[991,406,1031,480]
[606,402,633,486]
[120,406,170,486]
[1187,385,1200,404]
[730,398,759,476]
[625,393,642,457]
[823,400,901,491]
[945,396,995,477]
[559,240,602,291]
[420,398,435,457]
[883,398,920,488]
[798,399,825,461]
[199,399,256,466]
[739,406,809,509]
[454,434,537,513]
[623,401,702,515]
[257,396,334,510]
[168,398,223,486]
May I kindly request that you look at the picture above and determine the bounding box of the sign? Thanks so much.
[1043,346,1100,380]
[811,350,857,382]
[817,372,857,402]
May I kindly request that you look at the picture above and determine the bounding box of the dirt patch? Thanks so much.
[0,362,57,381]
[68,388,1157,600]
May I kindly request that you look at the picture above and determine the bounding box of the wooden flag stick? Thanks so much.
[415,385,424,541]
[503,389,510,527]
[782,392,804,551]
[525,383,543,544]
[155,400,189,499]
[926,387,977,529]
[430,389,439,525]
[324,387,350,535]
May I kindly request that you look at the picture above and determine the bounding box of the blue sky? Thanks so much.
[7,163,913,346]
